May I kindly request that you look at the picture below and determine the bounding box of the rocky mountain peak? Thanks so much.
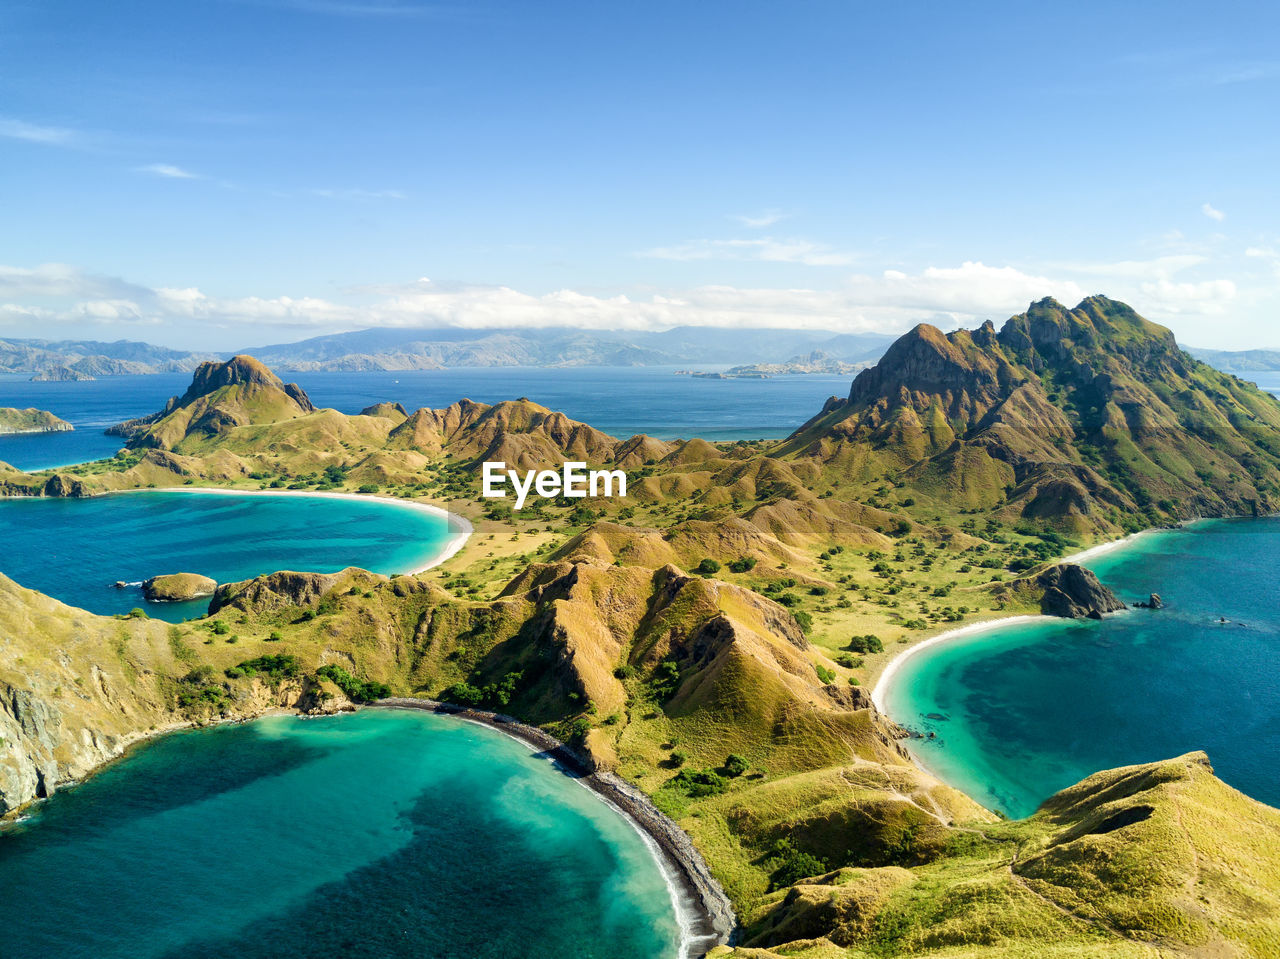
[177,355,314,411]
[847,322,1005,407]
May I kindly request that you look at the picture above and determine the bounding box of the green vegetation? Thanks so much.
[228,653,301,681]
[315,663,391,702]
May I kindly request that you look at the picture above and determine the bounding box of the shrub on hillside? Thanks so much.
[847,634,884,654]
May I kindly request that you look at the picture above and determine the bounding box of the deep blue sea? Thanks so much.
[0,367,852,471]
[884,518,1280,818]
[0,491,456,621]
[0,710,682,959]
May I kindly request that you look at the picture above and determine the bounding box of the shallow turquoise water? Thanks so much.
[884,518,1280,818]
[0,491,455,621]
[0,710,681,959]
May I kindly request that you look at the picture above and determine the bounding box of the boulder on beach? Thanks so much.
[142,572,218,603]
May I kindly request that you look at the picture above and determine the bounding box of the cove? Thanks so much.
[881,518,1280,819]
[0,709,683,959]
[0,490,465,621]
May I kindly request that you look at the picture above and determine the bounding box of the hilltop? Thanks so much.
[2,296,1280,955]
[784,295,1280,536]
[105,355,315,450]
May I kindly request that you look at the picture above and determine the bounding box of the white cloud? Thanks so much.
[640,236,857,267]
[1202,202,1226,222]
[138,163,202,179]
[1138,278,1236,314]
[1048,254,1207,280]
[0,258,1250,347]
[0,263,153,301]
[0,260,1099,336]
[732,210,789,229]
[309,187,407,200]
[0,117,75,145]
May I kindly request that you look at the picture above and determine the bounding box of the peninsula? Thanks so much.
[0,408,73,435]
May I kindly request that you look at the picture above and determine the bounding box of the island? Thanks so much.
[142,572,219,603]
[28,367,96,382]
[1,295,1278,957]
[0,407,74,434]
[725,349,869,376]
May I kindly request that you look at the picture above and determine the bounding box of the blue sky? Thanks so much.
[1,0,1277,350]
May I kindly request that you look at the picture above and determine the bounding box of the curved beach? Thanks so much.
[872,526,1167,717]
[870,615,1043,715]
[377,698,737,959]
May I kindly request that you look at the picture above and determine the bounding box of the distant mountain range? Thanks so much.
[0,327,896,377]
[239,326,897,371]
[4,328,1279,379]
[1184,346,1280,373]
[0,338,218,380]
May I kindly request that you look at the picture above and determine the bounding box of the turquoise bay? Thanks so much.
[0,710,681,959]
[0,491,459,621]
[884,518,1280,818]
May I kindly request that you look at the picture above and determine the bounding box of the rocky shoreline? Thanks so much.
[377,697,738,955]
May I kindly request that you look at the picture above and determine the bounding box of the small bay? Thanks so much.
[0,491,458,621]
[883,518,1280,818]
[0,710,682,959]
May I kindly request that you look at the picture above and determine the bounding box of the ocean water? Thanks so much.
[0,491,455,621]
[0,367,851,471]
[0,710,681,959]
[884,518,1280,818]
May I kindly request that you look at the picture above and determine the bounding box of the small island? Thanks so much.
[0,407,74,434]
[142,572,219,603]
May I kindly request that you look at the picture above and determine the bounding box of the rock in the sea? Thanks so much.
[142,572,218,603]
[1037,564,1127,619]
[1136,592,1164,609]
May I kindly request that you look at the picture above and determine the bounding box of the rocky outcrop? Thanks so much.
[142,572,218,603]
[1037,564,1127,619]
[41,474,89,497]
[1136,592,1164,609]
[208,567,387,615]
[175,355,309,409]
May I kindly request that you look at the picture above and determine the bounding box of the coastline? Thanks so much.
[871,522,1194,815]
[376,697,737,959]
[872,522,1186,718]
[95,486,474,576]
[2,697,735,958]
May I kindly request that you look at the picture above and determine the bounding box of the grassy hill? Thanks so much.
[0,408,73,434]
